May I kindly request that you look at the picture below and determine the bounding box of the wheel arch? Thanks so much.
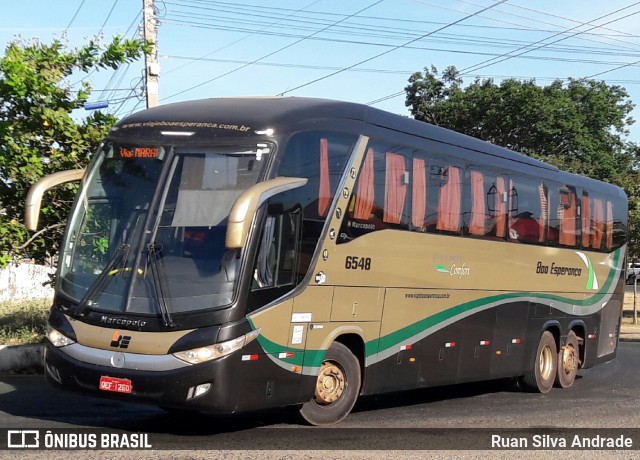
[567,320,586,368]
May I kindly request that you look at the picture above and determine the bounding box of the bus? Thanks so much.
[26,97,627,425]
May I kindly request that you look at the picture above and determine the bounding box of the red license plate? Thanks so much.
[99,376,133,394]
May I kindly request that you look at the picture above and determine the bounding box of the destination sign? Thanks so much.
[119,147,160,159]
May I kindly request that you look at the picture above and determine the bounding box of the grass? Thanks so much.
[0,298,51,345]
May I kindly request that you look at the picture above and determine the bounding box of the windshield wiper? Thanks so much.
[147,243,176,328]
[74,244,130,316]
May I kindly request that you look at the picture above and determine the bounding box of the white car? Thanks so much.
[626,262,640,284]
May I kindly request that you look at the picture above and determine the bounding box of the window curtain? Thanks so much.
[412,158,427,228]
[317,138,330,217]
[606,201,614,249]
[383,153,407,224]
[495,176,507,237]
[593,199,604,249]
[581,194,591,248]
[538,184,548,243]
[437,166,461,232]
[354,148,375,220]
[469,171,485,235]
[559,192,576,246]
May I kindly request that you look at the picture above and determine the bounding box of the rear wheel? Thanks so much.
[555,331,580,388]
[299,342,361,425]
[521,331,557,393]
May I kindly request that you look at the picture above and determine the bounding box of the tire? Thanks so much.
[299,342,361,425]
[555,331,580,388]
[520,331,557,393]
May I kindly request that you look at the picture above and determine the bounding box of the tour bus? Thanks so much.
[26,97,626,425]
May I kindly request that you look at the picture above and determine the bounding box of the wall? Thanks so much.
[0,263,54,302]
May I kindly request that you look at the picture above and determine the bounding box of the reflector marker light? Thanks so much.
[609,333,615,338]
[400,345,412,351]
[588,334,597,339]
[242,354,259,361]
[511,338,521,344]
[445,342,456,348]
[480,340,491,346]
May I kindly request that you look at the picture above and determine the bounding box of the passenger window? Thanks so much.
[508,178,547,244]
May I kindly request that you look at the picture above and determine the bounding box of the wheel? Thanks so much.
[520,331,557,393]
[299,342,361,425]
[555,331,580,388]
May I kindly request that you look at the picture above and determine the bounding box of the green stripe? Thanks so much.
[250,247,623,366]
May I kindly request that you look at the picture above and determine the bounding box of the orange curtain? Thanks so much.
[538,184,548,243]
[559,192,576,246]
[495,177,507,237]
[412,158,426,228]
[607,201,614,249]
[469,171,485,235]
[318,138,330,217]
[437,166,461,232]
[354,148,375,220]
[383,153,407,224]
[581,194,591,248]
[593,199,604,249]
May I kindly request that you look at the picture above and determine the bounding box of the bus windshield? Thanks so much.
[58,140,271,316]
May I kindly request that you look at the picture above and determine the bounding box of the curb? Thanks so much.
[0,344,44,374]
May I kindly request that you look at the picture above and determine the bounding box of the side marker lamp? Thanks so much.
[173,329,261,365]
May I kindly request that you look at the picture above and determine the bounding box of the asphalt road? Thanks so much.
[0,342,639,459]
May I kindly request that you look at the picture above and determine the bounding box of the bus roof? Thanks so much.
[114,97,625,198]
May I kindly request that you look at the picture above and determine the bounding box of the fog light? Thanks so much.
[187,383,212,400]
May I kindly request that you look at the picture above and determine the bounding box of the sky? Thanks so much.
[1,0,640,142]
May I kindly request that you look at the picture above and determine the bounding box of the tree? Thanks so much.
[0,36,149,266]
[405,65,640,255]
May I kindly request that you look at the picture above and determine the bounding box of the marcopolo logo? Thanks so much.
[110,331,131,349]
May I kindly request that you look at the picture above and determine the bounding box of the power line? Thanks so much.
[64,0,86,35]
[97,0,121,37]
[162,0,323,77]
[366,2,640,107]
[278,0,509,96]
[587,58,640,78]
[460,2,640,74]
[163,0,386,101]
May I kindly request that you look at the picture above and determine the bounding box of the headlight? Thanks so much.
[173,329,260,364]
[46,326,75,347]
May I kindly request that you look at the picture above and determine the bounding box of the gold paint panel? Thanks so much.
[248,299,294,348]
[331,286,384,322]
[70,318,194,354]
[292,285,334,323]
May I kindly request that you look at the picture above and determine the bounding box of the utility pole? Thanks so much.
[143,0,160,108]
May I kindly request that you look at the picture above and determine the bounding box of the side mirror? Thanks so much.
[226,177,307,249]
[25,169,85,231]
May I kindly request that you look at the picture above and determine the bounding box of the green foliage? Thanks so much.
[405,66,640,255]
[0,36,149,266]
[0,298,50,345]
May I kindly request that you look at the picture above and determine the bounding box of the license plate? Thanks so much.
[99,376,133,394]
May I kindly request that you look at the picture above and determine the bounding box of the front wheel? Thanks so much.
[520,331,557,393]
[555,331,580,388]
[299,342,361,425]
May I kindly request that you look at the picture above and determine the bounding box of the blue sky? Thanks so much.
[1,0,640,142]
